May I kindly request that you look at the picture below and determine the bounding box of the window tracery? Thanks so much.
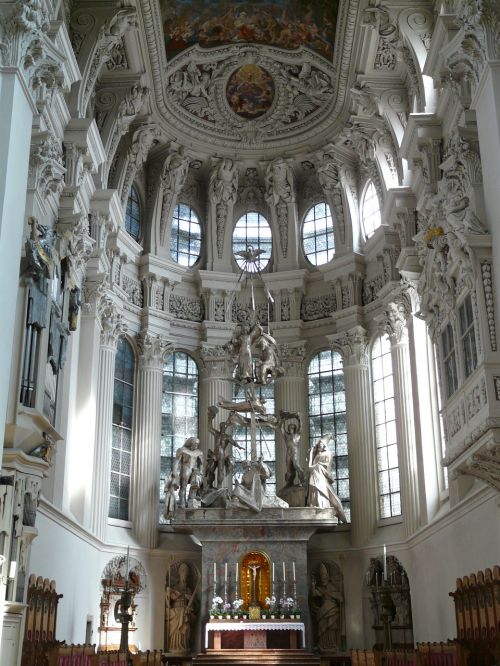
[233,212,272,272]
[125,185,141,242]
[170,203,202,267]
[109,337,135,520]
[302,202,335,266]
[307,350,350,521]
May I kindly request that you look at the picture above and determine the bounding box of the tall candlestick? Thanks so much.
[214,562,217,584]
[292,562,296,582]
[283,561,286,581]
[272,562,275,582]
[383,544,387,581]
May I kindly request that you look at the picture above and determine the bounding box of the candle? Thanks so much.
[236,562,238,583]
[383,545,387,581]
[214,562,217,583]
[225,562,228,583]
[272,562,275,582]
[292,562,296,582]
[283,561,286,581]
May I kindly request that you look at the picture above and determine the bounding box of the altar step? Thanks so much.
[192,648,321,666]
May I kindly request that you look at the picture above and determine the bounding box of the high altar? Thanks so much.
[163,251,346,656]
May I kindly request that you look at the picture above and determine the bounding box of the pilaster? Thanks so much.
[89,298,126,541]
[131,333,171,548]
[328,326,377,547]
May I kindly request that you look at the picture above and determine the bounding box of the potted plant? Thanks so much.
[233,598,244,620]
[210,595,223,619]
[284,597,295,618]
[293,602,302,620]
[264,595,276,619]
[223,601,232,619]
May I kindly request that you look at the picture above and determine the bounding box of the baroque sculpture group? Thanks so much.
[163,313,347,520]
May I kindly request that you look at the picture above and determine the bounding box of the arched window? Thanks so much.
[307,350,350,520]
[109,338,135,520]
[170,203,202,267]
[160,352,199,519]
[232,382,276,496]
[233,211,272,272]
[361,180,382,239]
[371,334,401,518]
[125,185,141,242]
[302,202,335,265]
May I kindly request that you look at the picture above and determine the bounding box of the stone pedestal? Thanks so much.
[172,506,341,652]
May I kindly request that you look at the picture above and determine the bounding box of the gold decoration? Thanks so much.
[249,605,261,620]
[240,551,271,609]
[424,226,444,248]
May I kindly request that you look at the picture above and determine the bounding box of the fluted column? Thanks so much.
[274,343,307,491]
[384,302,420,537]
[329,326,377,547]
[131,334,171,548]
[199,345,233,458]
[90,300,126,541]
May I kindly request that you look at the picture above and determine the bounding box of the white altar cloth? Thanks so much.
[205,620,305,648]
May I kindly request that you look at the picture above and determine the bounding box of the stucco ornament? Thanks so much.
[209,158,239,258]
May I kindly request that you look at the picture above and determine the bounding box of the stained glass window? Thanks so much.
[372,334,401,518]
[109,338,135,520]
[302,202,335,265]
[170,204,202,267]
[233,212,272,272]
[160,352,199,521]
[307,349,350,521]
[361,180,382,239]
[125,186,141,242]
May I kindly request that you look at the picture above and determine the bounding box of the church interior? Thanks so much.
[1,0,500,664]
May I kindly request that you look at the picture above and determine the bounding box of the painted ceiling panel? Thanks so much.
[160,0,339,61]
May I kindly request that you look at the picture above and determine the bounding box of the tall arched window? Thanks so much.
[232,382,276,496]
[302,202,335,265]
[361,180,382,239]
[160,352,199,518]
[170,203,202,267]
[125,185,141,242]
[109,338,135,520]
[233,212,272,272]
[307,350,350,520]
[371,334,401,518]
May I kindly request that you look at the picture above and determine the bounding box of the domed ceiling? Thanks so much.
[142,0,360,159]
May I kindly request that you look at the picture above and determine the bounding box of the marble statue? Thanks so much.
[227,322,261,384]
[254,328,285,384]
[310,563,343,651]
[172,437,204,508]
[306,436,347,523]
[165,562,197,654]
[232,458,272,512]
[280,411,305,487]
[207,408,244,488]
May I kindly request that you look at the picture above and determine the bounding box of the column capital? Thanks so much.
[381,298,411,345]
[328,326,369,366]
[200,344,232,379]
[98,296,126,349]
[137,332,172,369]
[278,342,307,378]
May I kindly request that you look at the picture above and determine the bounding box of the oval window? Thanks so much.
[170,204,202,267]
[233,211,272,272]
[302,202,335,266]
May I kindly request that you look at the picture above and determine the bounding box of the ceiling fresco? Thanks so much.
[160,0,339,61]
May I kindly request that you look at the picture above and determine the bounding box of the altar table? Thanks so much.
[205,620,305,650]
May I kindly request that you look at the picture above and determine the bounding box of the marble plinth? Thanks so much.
[277,485,307,507]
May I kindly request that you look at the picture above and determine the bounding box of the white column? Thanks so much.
[131,335,170,549]
[330,327,377,547]
[199,346,233,458]
[0,70,35,463]
[90,301,126,541]
[384,303,420,537]
[274,344,307,491]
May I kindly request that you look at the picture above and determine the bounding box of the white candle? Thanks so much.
[383,544,387,581]
[214,562,217,583]
[225,562,228,583]
[283,561,286,581]
[292,562,296,582]
[236,562,238,582]
[272,562,275,582]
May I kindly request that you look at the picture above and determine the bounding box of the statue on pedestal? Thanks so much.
[280,411,305,487]
[165,562,198,654]
[306,436,347,523]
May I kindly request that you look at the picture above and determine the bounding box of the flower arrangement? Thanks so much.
[284,597,295,610]
[264,595,276,610]
[232,598,244,617]
[210,596,223,615]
